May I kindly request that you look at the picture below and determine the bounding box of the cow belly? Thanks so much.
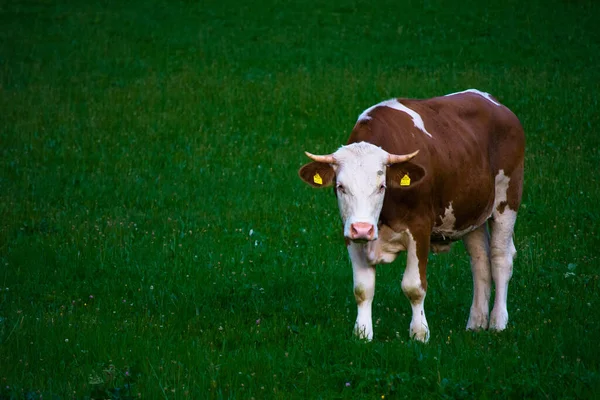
[431,224,480,242]
[432,224,477,241]
[431,198,494,241]
[430,240,453,253]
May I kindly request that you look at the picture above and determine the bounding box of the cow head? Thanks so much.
[299,142,418,242]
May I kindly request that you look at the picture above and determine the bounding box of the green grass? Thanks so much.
[1,0,600,398]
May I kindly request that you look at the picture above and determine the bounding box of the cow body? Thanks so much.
[299,89,524,342]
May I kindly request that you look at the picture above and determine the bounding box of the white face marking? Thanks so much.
[357,99,433,137]
[445,89,501,106]
[432,202,475,239]
[333,142,389,240]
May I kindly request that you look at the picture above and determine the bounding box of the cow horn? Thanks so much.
[387,150,419,164]
[305,151,336,164]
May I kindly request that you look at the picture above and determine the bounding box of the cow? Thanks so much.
[298,89,525,342]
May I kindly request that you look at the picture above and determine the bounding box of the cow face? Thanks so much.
[299,142,418,242]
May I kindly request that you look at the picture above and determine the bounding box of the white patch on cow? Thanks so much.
[435,203,456,233]
[402,230,429,342]
[489,208,516,330]
[445,89,501,106]
[487,170,517,331]
[463,224,492,330]
[366,225,406,265]
[485,169,518,330]
[357,99,433,137]
[348,242,376,340]
[333,142,390,240]
[493,169,510,210]
[432,202,476,240]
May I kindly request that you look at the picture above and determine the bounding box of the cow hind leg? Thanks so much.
[463,224,492,330]
[489,209,517,330]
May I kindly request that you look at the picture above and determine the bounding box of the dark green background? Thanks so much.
[1,0,599,398]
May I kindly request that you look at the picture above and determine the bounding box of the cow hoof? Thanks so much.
[489,309,508,331]
[410,324,430,343]
[354,324,373,341]
[467,310,489,330]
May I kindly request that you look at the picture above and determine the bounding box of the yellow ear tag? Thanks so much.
[400,173,411,186]
[313,173,323,185]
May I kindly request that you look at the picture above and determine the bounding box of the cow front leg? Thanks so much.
[463,224,492,330]
[348,242,376,340]
[402,230,430,342]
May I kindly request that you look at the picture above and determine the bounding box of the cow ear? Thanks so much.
[386,162,426,189]
[298,162,335,188]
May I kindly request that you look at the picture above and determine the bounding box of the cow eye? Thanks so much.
[336,184,346,194]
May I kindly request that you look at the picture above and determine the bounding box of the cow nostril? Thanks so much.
[350,223,375,239]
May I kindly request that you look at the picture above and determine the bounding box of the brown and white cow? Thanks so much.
[298,89,524,342]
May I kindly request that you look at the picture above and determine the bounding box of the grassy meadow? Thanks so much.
[1,0,600,398]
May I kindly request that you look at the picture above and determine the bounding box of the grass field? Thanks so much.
[1,0,600,398]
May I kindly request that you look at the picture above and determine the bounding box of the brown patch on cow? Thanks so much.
[415,231,430,292]
[496,201,508,214]
[404,286,424,305]
[354,286,367,305]
[506,158,525,211]
[418,267,427,292]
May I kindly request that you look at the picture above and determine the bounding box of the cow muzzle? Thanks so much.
[348,222,376,241]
